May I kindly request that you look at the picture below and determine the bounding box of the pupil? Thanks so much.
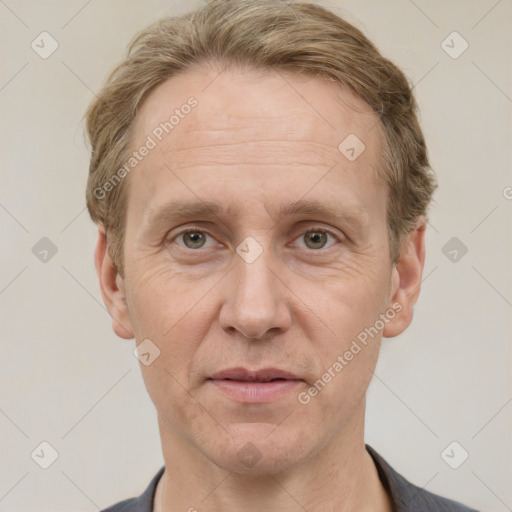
[307,231,327,249]
[185,232,204,248]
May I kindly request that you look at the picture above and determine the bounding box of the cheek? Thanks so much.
[125,259,204,336]
[298,293,383,432]
[124,264,210,425]
[299,257,390,399]
[124,261,222,383]
[308,258,390,339]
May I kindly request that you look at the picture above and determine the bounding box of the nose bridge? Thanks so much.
[220,236,290,339]
[236,237,274,300]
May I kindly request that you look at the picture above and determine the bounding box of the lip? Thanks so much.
[208,367,303,403]
[210,367,301,382]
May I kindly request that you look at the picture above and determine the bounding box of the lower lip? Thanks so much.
[209,379,303,403]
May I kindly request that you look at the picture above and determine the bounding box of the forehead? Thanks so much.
[125,64,385,229]
[133,64,379,154]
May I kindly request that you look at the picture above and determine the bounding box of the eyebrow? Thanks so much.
[142,198,368,233]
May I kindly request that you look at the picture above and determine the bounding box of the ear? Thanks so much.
[383,218,426,338]
[94,226,134,339]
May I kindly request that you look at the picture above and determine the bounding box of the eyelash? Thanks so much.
[167,227,342,251]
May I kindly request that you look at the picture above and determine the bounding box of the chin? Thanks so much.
[206,423,312,475]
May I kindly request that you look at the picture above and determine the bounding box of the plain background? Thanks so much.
[1,0,510,510]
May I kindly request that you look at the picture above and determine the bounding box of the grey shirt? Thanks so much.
[101,444,479,511]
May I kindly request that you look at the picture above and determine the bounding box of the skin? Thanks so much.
[96,63,426,512]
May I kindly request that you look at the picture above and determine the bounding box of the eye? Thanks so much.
[168,227,340,252]
[294,229,339,250]
[173,229,217,249]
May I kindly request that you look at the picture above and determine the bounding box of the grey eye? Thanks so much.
[303,230,329,249]
[181,231,208,249]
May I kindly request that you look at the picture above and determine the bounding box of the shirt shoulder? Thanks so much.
[100,466,165,512]
[366,444,480,512]
[101,498,138,512]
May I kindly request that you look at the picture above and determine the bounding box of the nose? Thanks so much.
[219,242,291,340]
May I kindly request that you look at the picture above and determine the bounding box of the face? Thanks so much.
[96,64,425,475]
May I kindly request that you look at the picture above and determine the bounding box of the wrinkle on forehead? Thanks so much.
[130,63,380,152]
[161,139,341,170]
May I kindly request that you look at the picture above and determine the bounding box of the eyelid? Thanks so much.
[291,226,342,249]
[167,227,218,249]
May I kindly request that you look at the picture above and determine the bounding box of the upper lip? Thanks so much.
[209,367,301,382]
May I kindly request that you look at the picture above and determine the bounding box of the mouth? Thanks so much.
[207,367,304,403]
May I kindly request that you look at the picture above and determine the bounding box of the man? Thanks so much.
[86,1,479,510]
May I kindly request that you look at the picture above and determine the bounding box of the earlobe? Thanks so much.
[383,219,427,338]
[94,226,134,340]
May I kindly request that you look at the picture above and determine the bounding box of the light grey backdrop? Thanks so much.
[1,1,510,511]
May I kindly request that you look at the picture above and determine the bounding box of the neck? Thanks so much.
[154,404,392,512]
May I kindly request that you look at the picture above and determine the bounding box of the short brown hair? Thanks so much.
[85,0,437,276]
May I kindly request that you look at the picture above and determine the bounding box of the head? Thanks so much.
[88,0,436,475]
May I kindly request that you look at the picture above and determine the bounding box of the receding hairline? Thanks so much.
[126,59,379,144]
[120,60,386,198]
